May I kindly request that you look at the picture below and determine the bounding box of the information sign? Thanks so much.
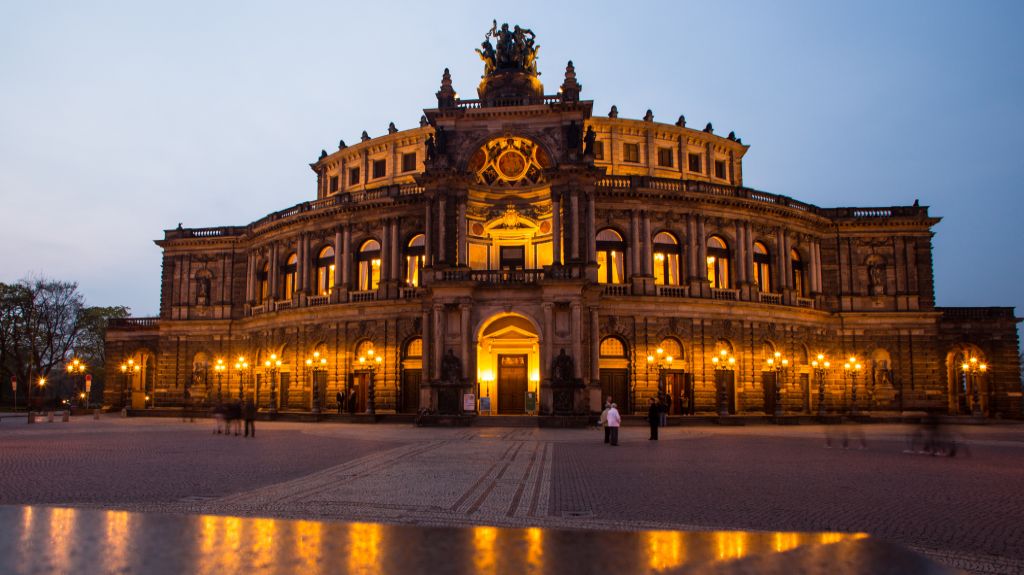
[463,393,476,412]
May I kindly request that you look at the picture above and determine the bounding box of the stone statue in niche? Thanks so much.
[868,261,885,295]
[441,349,462,383]
[196,276,211,306]
[583,126,597,157]
[551,348,574,384]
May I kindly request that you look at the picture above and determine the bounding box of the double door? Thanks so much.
[498,355,527,414]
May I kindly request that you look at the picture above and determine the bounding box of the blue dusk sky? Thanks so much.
[1,1,1021,336]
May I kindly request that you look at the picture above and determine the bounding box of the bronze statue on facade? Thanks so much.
[479,21,540,75]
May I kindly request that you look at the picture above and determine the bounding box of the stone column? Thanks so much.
[295,235,304,294]
[590,307,600,383]
[433,304,444,380]
[571,303,582,379]
[391,219,400,281]
[734,220,747,285]
[460,303,471,379]
[341,225,351,289]
[642,211,652,275]
[421,308,431,379]
[586,193,596,263]
[783,232,793,289]
[775,228,786,289]
[570,192,580,261]
[333,229,343,298]
[380,219,391,283]
[270,243,280,299]
[438,197,447,264]
[245,252,254,302]
[745,222,754,284]
[629,210,640,278]
[551,191,562,265]
[686,214,697,281]
[696,217,707,280]
[457,200,468,266]
[542,303,554,380]
[813,241,823,293]
[424,200,433,266]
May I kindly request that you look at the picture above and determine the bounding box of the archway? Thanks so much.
[945,344,987,415]
[477,314,540,414]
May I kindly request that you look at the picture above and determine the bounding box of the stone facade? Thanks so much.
[106,26,1020,419]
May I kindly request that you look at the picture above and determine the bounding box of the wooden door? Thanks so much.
[799,373,810,413]
[401,369,421,414]
[279,372,291,410]
[600,369,629,413]
[350,372,368,413]
[498,355,527,414]
[762,372,776,414]
[665,371,685,415]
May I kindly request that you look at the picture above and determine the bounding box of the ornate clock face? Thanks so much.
[470,136,551,186]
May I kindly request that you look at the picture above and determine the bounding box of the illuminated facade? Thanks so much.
[106,24,1020,418]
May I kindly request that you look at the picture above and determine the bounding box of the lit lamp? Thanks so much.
[66,358,87,408]
[646,347,674,410]
[305,351,328,415]
[119,359,140,409]
[711,349,736,417]
[843,356,863,415]
[213,358,227,404]
[765,351,789,418]
[358,348,383,415]
[264,353,282,415]
[234,357,250,400]
[960,356,988,418]
[811,354,831,416]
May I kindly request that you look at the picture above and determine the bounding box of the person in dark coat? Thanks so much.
[243,397,257,438]
[647,397,660,440]
[336,390,345,414]
[226,400,242,436]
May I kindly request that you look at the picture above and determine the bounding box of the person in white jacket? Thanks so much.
[599,396,612,444]
[606,403,621,446]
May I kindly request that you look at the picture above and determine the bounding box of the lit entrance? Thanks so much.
[477,314,540,415]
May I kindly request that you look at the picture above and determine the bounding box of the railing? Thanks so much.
[796,297,815,309]
[938,307,1016,320]
[454,94,563,109]
[602,284,629,296]
[108,317,160,329]
[274,299,293,310]
[307,295,329,307]
[250,304,266,316]
[470,269,544,285]
[711,288,740,301]
[399,287,424,300]
[350,290,377,303]
[758,292,783,305]
[656,285,688,298]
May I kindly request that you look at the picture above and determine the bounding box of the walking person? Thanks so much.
[181,387,194,423]
[647,397,660,440]
[607,402,621,446]
[658,393,668,427]
[336,390,345,415]
[243,396,256,438]
[600,397,612,444]
[212,402,225,434]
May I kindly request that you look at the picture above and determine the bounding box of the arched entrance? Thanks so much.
[477,314,540,414]
[946,345,988,415]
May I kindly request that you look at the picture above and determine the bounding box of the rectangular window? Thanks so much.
[372,159,386,179]
[592,140,604,160]
[657,147,674,168]
[623,143,640,163]
[402,152,417,172]
[329,175,339,193]
[499,245,526,269]
[714,160,727,179]
[349,167,361,186]
[688,153,702,173]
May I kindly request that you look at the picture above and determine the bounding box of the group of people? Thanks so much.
[599,396,670,445]
[211,399,257,438]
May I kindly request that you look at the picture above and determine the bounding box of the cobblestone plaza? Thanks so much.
[1,417,1021,573]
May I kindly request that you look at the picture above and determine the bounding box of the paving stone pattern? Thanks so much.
[0,417,1022,574]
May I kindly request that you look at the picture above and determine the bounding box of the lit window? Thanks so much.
[282,253,298,300]
[791,249,806,297]
[405,234,425,287]
[405,338,422,358]
[600,337,626,357]
[753,242,772,293]
[623,143,641,163]
[315,246,336,296]
[592,140,604,160]
[653,232,680,286]
[358,240,381,291]
[706,236,730,289]
[596,229,626,284]
[257,262,269,303]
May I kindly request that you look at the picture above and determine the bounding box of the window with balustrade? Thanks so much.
[653,232,680,286]
[706,236,731,289]
[315,246,335,296]
[792,249,806,297]
[405,234,425,287]
[753,242,772,292]
[257,262,269,303]
[282,253,298,300]
[358,240,381,291]
[596,229,626,284]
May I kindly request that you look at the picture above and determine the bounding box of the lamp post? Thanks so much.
[843,356,863,415]
[305,351,328,415]
[358,348,383,415]
[37,377,47,407]
[646,346,675,401]
[766,351,789,418]
[213,359,226,404]
[711,348,736,417]
[811,354,831,416]
[960,356,988,417]
[119,359,140,409]
[233,357,249,400]
[66,358,87,408]
[264,354,282,415]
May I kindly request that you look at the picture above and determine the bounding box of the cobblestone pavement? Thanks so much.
[1,416,1021,574]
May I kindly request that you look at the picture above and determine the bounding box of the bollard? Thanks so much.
[47,411,54,423]
[62,410,69,423]
[121,407,128,418]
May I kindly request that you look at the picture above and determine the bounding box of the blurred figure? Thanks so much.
[336,389,345,414]
[243,397,256,438]
[906,415,961,456]
[825,423,866,450]
[607,403,621,446]
[228,400,242,436]
[647,397,660,440]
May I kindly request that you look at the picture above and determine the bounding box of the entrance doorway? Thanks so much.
[761,372,776,414]
[401,369,421,414]
[350,372,368,413]
[719,371,737,414]
[498,355,528,414]
[279,372,291,410]
[600,369,630,413]
[665,371,691,415]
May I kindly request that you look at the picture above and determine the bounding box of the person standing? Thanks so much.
[607,402,621,446]
[647,397,660,440]
[336,390,345,415]
[243,397,256,438]
[600,397,612,444]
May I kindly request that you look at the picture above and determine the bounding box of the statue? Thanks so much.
[425,134,436,161]
[482,21,540,74]
[196,277,211,306]
[551,348,574,384]
[476,39,496,76]
[583,126,597,157]
[869,262,885,295]
[441,349,462,382]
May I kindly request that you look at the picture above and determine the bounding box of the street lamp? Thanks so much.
[305,351,328,415]
[646,347,675,396]
[119,359,140,409]
[264,353,282,415]
[66,358,87,408]
[233,357,249,400]
[213,359,226,403]
[960,356,988,418]
[711,348,736,417]
[766,351,789,418]
[811,354,832,416]
[358,347,383,415]
[843,356,863,415]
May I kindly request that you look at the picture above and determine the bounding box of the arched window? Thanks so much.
[706,236,731,289]
[753,242,772,293]
[791,249,806,297]
[282,253,298,300]
[600,337,627,358]
[404,337,423,359]
[405,234,425,287]
[357,240,381,291]
[315,246,335,296]
[355,340,376,360]
[257,262,269,303]
[659,338,683,361]
[596,229,626,284]
[653,232,680,286]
